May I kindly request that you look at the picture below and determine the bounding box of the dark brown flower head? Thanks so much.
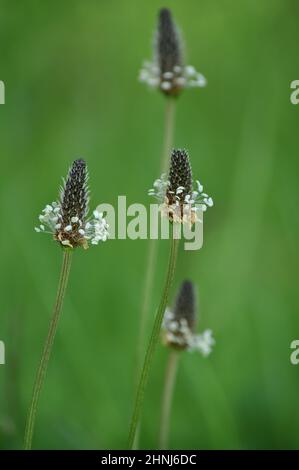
[162,281,215,355]
[162,280,198,351]
[156,9,184,96]
[61,159,89,224]
[54,159,90,248]
[167,149,192,206]
[158,10,182,74]
[173,280,197,332]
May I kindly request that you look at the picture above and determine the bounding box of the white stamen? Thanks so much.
[161,81,171,91]
[175,77,186,86]
[185,65,196,76]
[163,71,173,79]
[173,65,182,73]
[197,181,203,193]
[61,240,72,247]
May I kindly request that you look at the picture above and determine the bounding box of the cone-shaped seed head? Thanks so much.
[157,8,183,75]
[61,159,89,224]
[167,149,193,205]
[174,280,197,332]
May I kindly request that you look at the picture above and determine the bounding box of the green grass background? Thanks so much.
[0,0,299,449]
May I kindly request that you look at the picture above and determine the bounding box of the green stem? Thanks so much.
[137,97,177,367]
[159,350,179,449]
[128,228,179,449]
[133,97,177,449]
[137,238,158,371]
[24,249,73,450]
[161,97,176,174]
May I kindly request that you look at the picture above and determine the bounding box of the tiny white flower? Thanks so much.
[148,77,160,87]
[185,65,196,76]
[196,181,203,193]
[163,71,173,79]
[161,81,172,91]
[204,197,214,207]
[173,65,182,73]
[61,240,72,247]
[175,77,186,86]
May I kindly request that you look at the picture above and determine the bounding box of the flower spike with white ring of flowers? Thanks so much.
[35,159,109,249]
[139,9,207,96]
[148,149,213,224]
[162,280,215,356]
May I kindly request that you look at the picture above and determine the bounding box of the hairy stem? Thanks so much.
[159,350,179,449]
[24,249,73,450]
[128,229,179,449]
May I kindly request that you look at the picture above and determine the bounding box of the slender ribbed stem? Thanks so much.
[133,97,177,449]
[128,228,179,449]
[159,350,179,449]
[161,97,176,173]
[24,249,73,450]
[137,96,177,373]
[137,239,158,369]
[133,237,158,447]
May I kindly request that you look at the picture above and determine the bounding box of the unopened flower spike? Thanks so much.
[139,8,207,96]
[35,159,109,248]
[162,280,215,356]
[149,149,213,223]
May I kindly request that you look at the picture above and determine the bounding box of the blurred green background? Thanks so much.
[0,0,299,450]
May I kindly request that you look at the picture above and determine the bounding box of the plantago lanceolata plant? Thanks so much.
[128,149,212,448]
[24,159,108,449]
[137,12,208,423]
[159,280,215,448]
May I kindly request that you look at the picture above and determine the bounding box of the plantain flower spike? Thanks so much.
[162,280,215,356]
[149,149,213,224]
[35,159,109,249]
[139,8,206,96]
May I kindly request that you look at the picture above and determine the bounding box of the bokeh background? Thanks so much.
[0,0,299,450]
